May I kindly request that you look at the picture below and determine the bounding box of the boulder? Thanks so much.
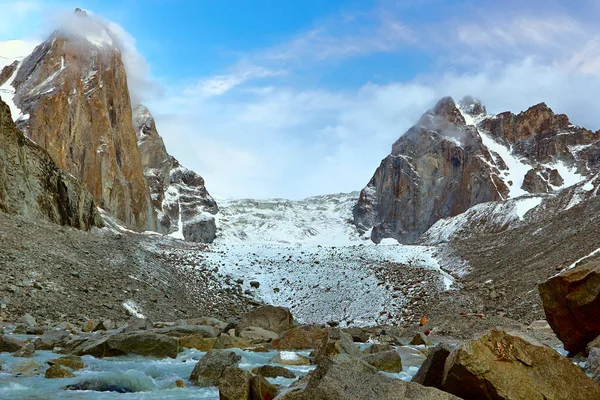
[239,326,279,343]
[269,352,311,366]
[539,258,600,354]
[122,318,154,333]
[186,317,227,332]
[272,326,328,350]
[361,350,403,373]
[362,343,395,354]
[213,334,252,350]
[154,325,219,338]
[48,355,85,370]
[11,360,44,377]
[527,320,554,335]
[0,335,25,352]
[442,329,600,400]
[251,374,279,400]
[218,367,252,400]
[409,332,432,346]
[252,365,296,379]
[64,380,135,393]
[343,327,370,343]
[293,358,460,399]
[411,343,452,389]
[313,328,362,362]
[45,364,75,379]
[12,342,35,358]
[34,329,70,350]
[180,336,217,351]
[21,313,37,327]
[189,350,241,387]
[71,332,180,358]
[236,306,294,335]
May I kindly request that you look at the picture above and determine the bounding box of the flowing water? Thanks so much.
[0,343,423,399]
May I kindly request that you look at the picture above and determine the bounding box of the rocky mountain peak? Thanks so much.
[132,104,219,243]
[355,96,600,243]
[8,20,157,232]
[458,95,486,116]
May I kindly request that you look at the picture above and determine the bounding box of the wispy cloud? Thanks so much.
[187,62,285,97]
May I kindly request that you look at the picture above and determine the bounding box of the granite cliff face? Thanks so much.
[4,10,156,231]
[355,96,600,243]
[133,105,218,243]
[0,97,101,230]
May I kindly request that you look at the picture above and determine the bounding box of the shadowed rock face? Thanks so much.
[355,96,600,243]
[0,98,102,230]
[10,12,156,232]
[354,97,506,243]
[133,105,218,242]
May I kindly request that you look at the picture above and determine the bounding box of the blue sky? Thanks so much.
[2,0,600,198]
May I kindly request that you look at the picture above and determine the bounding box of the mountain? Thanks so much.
[133,104,218,242]
[214,192,364,246]
[0,97,101,229]
[355,96,600,243]
[2,9,156,232]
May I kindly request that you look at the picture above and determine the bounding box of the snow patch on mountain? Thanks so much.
[0,40,36,121]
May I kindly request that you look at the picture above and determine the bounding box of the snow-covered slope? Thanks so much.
[214,192,369,246]
[0,40,36,121]
[199,192,454,326]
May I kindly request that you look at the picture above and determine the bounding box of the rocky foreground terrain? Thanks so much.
[2,7,600,400]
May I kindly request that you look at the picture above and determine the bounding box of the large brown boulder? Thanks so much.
[539,257,600,354]
[272,325,328,350]
[236,306,294,335]
[70,331,180,358]
[292,358,459,400]
[442,329,600,400]
[313,328,362,362]
[189,350,241,387]
[218,367,252,400]
[0,335,25,353]
[361,350,403,373]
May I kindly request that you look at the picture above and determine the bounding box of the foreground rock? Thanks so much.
[442,329,600,399]
[252,365,296,379]
[361,350,402,373]
[236,306,294,335]
[219,367,252,400]
[48,355,85,370]
[189,350,241,387]
[539,257,600,354]
[313,328,362,362]
[288,358,459,399]
[45,364,75,379]
[272,326,328,350]
[0,335,25,352]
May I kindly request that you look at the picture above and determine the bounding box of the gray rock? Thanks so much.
[235,305,294,335]
[218,366,252,400]
[21,313,36,327]
[296,358,460,399]
[252,365,296,379]
[12,342,35,358]
[189,350,241,387]
[361,350,403,373]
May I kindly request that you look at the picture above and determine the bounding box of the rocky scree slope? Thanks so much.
[0,210,252,325]
[2,9,156,232]
[355,96,599,243]
[0,97,101,230]
[133,104,218,243]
